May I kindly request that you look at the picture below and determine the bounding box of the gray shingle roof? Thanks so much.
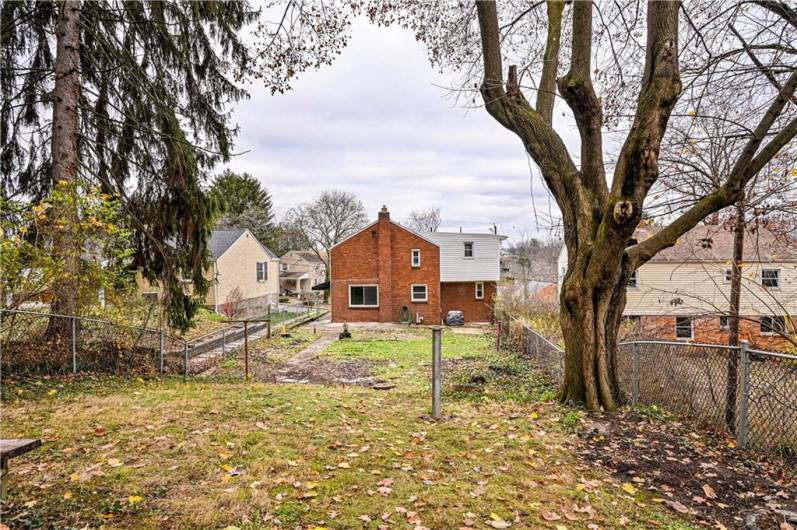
[209,229,246,261]
[208,229,279,261]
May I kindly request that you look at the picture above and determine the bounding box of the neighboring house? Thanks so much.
[137,228,280,315]
[330,206,505,324]
[557,224,797,350]
[279,250,327,295]
[501,254,557,283]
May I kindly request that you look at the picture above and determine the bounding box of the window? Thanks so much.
[719,316,729,330]
[475,281,484,300]
[349,285,379,307]
[280,263,289,272]
[760,316,785,335]
[627,269,638,288]
[411,284,428,302]
[761,269,780,288]
[723,269,732,284]
[675,317,693,339]
[464,242,474,258]
[256,262,267,282]
[411,249,421,267]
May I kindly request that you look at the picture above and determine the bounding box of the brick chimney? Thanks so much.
[376,206,392,321]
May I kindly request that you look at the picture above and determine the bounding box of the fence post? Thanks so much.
[737,340,750,449]
[183,341,188,379]
[71,316,77,373]
[244,320,249,381]
[222,328,226,356]
[432,326,442,420]
[267,305,272,339]
[632,342,640,405]
[159,330,164,373]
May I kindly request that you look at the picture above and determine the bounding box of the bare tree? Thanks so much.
[405,207,442,232]
[283,190,368,273]
[250,1,797,410]
[469,1,797,410]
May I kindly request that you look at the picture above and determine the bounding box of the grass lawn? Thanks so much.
[0,328,698,530]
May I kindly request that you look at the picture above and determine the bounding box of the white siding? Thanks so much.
[557,246,797,316]
[423,233,504,282]
[626,261,797,317]
[556,245,568,296]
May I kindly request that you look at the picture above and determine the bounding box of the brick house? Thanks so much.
[330,206,505,324]
[557,224,797,350]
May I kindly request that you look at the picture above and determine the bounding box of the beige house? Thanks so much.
[279,250,326,296]
[138,228,280,315]
[557,224,797,350]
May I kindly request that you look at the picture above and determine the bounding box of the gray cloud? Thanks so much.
[225,20,566,242]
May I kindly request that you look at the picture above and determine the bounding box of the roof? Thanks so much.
[636,224,797,263]
[284,250,326,263]
[280,271,309,280]
[423,231,508,242]
[209,229,278,261]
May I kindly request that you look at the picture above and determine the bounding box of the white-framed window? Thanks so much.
[627,269,638,288]
[761,268,780,288]
[475,281,484,300]
[411,249,421,268]
[464,242,474,258]
[675,316,693,340]
[410,284,428,302]
[723,268,732,284]
[760,315,785,335]
[349,285,379,308]
[256,261,267,282]
[280,263,289,272]
[719,316,729,330]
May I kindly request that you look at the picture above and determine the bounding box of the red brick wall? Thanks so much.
[330,211,440,323]
[635,315,796,351]
[440,281,496,323]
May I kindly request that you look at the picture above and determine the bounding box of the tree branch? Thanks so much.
[536,0,564,126]
[556,0,607,200]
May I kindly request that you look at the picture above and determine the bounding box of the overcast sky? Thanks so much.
[225,19,567,243]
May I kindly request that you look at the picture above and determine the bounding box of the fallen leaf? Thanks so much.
[702,484,717,499]
[621,482,637,495]
[128,495,143,504]
[541,511,562,521]
[667,500,690,514]
[107,458,123,467]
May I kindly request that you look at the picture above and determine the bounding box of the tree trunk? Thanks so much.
[46,0,82,338]
[724,199,745,428]
[559,269,626,411]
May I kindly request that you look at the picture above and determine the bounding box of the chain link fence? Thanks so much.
[498,315,797,459]
[0,309,188,376]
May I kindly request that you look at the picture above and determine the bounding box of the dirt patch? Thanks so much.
[275,358,378,386]
[577,411,797,529]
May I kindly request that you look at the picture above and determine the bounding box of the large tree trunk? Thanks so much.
[724,199,745,428]
[559,259,627,410]
[46,0,82,338]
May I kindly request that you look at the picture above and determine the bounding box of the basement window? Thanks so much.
[475,282,484,300]
[411,249,421,268]
[411,284,428,302]
[675,317,693,340]
[349,285,379,308]
[760,316,785,335]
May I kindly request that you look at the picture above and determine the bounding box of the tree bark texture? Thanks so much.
[476,0,797,410]
[46,0,82,337]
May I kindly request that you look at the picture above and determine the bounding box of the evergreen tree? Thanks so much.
[1,1,256,330]
[210,170,276,248]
